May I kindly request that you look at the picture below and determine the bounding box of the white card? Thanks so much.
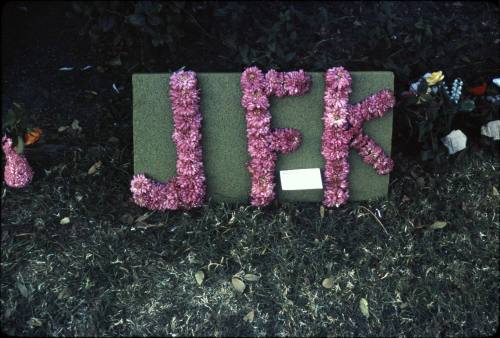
[279,168,323,191]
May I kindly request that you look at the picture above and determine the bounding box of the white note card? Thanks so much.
[279,168,323,191]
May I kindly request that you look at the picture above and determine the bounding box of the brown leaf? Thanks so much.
[322,277,334,289]
[27,317,42,328]
[88,161,102,175]
[17,282,28,298]
[135,212,153,223]
[231,277,246,293]
[71,119,82,131]
[429,221,447,229]
[243,274,260,282]
[243,310,255,323]
[359,298,370,318]
[195,271,205,286]
[493,186,499,196]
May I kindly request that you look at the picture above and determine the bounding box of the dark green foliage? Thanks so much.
[397,80,500,163]
[71,1,188,52]
[2,103,32,154]
[70,1,500,165]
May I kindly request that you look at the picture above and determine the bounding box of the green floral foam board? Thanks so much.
[133,71,393,203]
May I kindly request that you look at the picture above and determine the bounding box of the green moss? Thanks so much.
[133,71,393,202]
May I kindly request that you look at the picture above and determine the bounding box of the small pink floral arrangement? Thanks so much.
[130,70,206,210]
[2,136,34,188]
[2,103,41,188]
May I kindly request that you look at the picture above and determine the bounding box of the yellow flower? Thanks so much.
[425,71,445,86]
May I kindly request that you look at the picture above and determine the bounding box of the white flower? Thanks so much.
[493,78,500,88]
[481,120,500,140]
[441,130,467,154]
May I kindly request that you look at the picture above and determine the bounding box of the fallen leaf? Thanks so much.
[88,161,102,175]
[231,277,246,293]
[359,298,370,318]
[57,288,69,300]
[58,126,69,132]
[320,206,325,219]
[71,119,82,131]
[17,282,28,298]
[243,274,260,282]
[430,221,447,229]
[493,186,499,196]
[243,310,255,323]
[58,67,74,71]
[135,212,153,223]
[195,271,205,286]
[322,277,334,289]
[60,217,70,225]
[27,317,42,328]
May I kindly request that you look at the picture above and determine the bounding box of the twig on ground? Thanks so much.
[358,205,391,237]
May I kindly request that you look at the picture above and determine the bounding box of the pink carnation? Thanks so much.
[241,67,265,91]
[271,128,302,154]
[283,70,311,96]
[265,69,286,97]
[170,70,197,91]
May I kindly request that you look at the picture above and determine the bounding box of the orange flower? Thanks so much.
[467,83,487,96]
[24,128,42,145]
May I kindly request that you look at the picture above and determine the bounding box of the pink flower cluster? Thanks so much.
[241,67,311,206]
[349,89,395,175]
[321,67,395,207]
[2,136,34,188]
[130,70,206,210]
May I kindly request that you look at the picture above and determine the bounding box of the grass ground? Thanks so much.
[1,150,499,336]
[1,1,499,337]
